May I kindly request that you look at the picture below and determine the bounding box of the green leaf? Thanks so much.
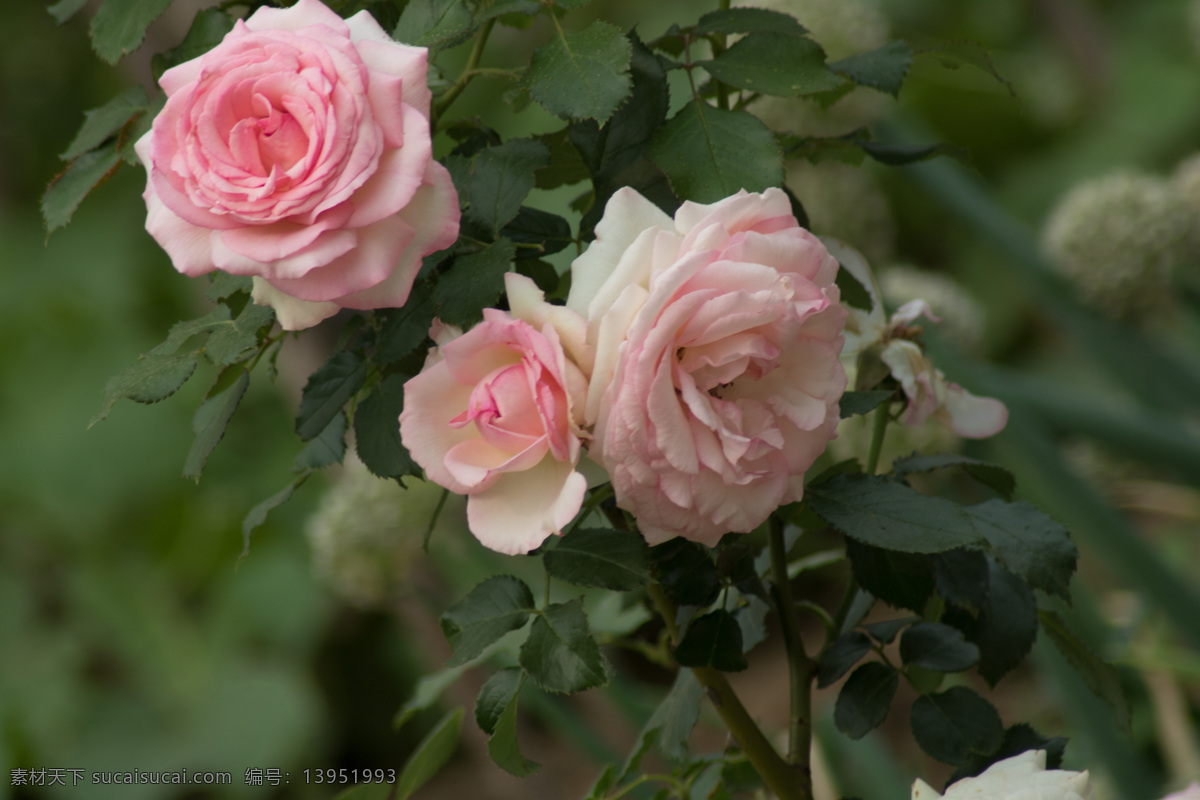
[829,40,913,97]
[394,0,474,49]
[544,528,652,591]
[650,538,721,607]
[586,765,619,800]
[947,723,1068,786]
[463,139,549,236]
[47,0,90,24]
[502,206,574,260]
[62,86,150,161]
[205,302,274,365]
[624,667,703,772]
[295,351,367,441]
[673,610,748,672]
[919,41,1015,97]
[834,662,898,739]
[958,560,1037,687]
[150,8,235,80]
[892,453,1016,501]
[442,576,536,667]
[1039,610,1130,732]
[839,390,893,419]
[431,239,516,328]
[899,622,979,673]
[649,102,783,204]
[526,20,632,124]
[534,128,590,190]
[550,0,592,8]
[835,261,874,311]
[42,142,122,232]
[735,596,771,652]
[693,7,808,36]
[703,32,843,97]
[818,632,872,688]
[150,306,232,356]
[354,373,420,482]
[395,664,471,730]
[863,616,917,645]
[858,139,970,167]
[89,0,175,63]
[241,475,306,556]
[183,368,249,479]
[90,352,198,427]
[293,411,347,472]
[207,272,252,303]
[910,687,1003,766]
[476,0,541,24]
[475,667,522,736]
[965,500,1076,599]
[376,280,436,365]
[845,538,935,613]
[477,669,540,776]
[395,707,463,800]
[519,598,609,694]
[932,548,989,611]
[807,473,985,553]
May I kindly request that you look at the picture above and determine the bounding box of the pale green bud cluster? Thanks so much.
[788,159,895,266]
[879,265,986,351]
[1042,171,1189,321]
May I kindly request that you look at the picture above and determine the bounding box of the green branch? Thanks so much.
[432,18,498,124]
[769,516,816,780]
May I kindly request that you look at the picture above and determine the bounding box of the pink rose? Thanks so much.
[569,188,847,546]
[135,0,459,330]
[400,275,591,554]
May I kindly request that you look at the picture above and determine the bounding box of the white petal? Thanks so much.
[466,457,587,554]
[251,277,339,330]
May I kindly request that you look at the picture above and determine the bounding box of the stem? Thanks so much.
[432,18,497,123]
[865,400,892,475]
[769,516,816,779]
[712,0,732,110]
[648,584,809,800]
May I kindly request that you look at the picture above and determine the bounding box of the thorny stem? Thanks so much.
[432,17,497,124]
[865,399,892,475]
[769,515,816,781]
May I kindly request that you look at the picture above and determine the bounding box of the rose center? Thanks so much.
[452,361,547,452]
[230,93,309,176]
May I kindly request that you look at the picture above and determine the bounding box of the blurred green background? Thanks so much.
[4,0,1200,798]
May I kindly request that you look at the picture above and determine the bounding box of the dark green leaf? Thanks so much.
[839,390,893,418]
[829,41,913,97]
[476,0,541,24]
[526,20,632,124]
[818,632,872,688]
[502,206,574,260]
[966,560,1037,686]
[395,664,470,730]
[673,610,748,672]
[735,595,771,652]
[293,411,347,472]
[486,677,540,776]
[515,259,560,296]
[863,616,917,645]
[551,0,592,8]
[845,538,934,613]
[62,86,150,161]
[465,140,548,236]
[395,707,463,800]
[205,302,274,365]
[241,476,305,556]
[835,263,874,311]
[859,140,970,167]
[544,528,652,591]
[296,351,367,441]
[807,473,985,553]
[586,765,619,800]
[150,307,232,356]
[151,8,235,79]
[966,500,1076,599]
[519,598,609,693]
[703,32,842,97]
[89,0,174,63]
[834,662,898,739]
[90,352,198,426]
[649,102,783,203]
[534,128,590,189]
[475,667,522,736]
[376,280,436,364]
[892,453,1016,501]
[919,41,1015,97]
[1039,610,1130,732]
[650,539,721,607]
[932,549,989,611]
[694,7,808,36]
[899,622,979,673]
[442,576,536,667]
[947,723,1068,785]
[354,373,420,482]
[207,272,252,303]
[910,687,1003,766]
[48,0,90,24]
[394,0,474,49]
[632,669,703,768]
[431,239,515,328]
[183,368,249,479]
[43,142,121,231]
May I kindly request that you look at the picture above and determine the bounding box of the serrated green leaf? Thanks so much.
[534,128,590,190]
[431,239,515,328]
[395,707,463,800]
[43,142,122,232]
[839,390,893,418]
[47,0,90,24]
[206,302,274,365]
[966,500,1076,599]
[624,667,703,772]
[293,411,346,472]
[818,632,872,688]
[845,538,935,613]
[476,0,541,24]
[150,307,232,356]
[703,32,842,97]
[834,661,898,739]
[673,610,747,672]
[395,663,471,730]
[502,206,574,260]
[526,20,632,124]
[650,538,721,607]
[735,595,771,652]
[932,548,989,611]
[910,687,1003,766]
[829,40,913,97]
[899,622,979,673]
[442,576,536,667]
[376,280,435,364]
[649,102,783,204]
[475,668,522,736]
[694,7,808,36]
[966,560,1037,686]
[919,41,1015,96]
[183,369,249,479]
[519,598,609,694]
[90,352,198,426]
[241,476,305,556]
[480,670,540,776]
[394,0,474,49]
[862,616,917,645]
[893,453,1016,500]
[354,373,421,482]
[207,272,252,303]
[835,264,874,312]
[1039,610,1130,732]
[296,351,367,441]
[150,8,235,79]
[947,723,1068,786]
[808,473,985,553]
[543,528,652,591]
[62,86,150,161]
[464,140,548,236]
[90,0,175,63]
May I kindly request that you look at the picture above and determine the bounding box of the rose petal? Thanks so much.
[251,277,339,330]
[467,456,588,554]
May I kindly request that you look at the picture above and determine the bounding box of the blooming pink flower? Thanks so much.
[400,275,591,554]
[568,188,847,546]
[135,0,459,330]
